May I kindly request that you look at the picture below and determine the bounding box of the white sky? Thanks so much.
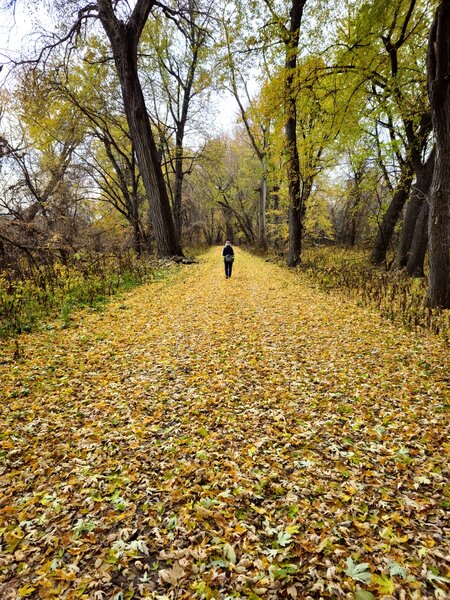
[0,3,247,136]
[0,2,51,65]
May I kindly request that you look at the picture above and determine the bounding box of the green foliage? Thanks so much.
[0,254,157,339]
[300,247,450,341]
[332,0,434,143]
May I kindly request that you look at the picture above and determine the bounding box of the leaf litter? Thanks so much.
[0,248,449,599]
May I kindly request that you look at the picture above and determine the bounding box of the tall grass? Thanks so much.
[0,252,158,339]
[300,247,449,343]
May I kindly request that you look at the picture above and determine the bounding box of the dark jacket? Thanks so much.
[222,245,234,257]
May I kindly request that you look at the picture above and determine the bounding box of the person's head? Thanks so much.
[225,241,231,246]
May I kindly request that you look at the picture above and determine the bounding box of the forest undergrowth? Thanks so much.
[0,253,161,340]
[0,248,449,599]
[298,248,449,343]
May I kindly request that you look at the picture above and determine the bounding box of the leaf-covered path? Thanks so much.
[1,248,449,599]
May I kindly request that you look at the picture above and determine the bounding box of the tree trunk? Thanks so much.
[286,113,303,267]
[427,167,450,308]
[173,143,184,242]
[398,189,424,266]
[406,201,428,276]
[426,1,450,308]
[97,0,182,258]
[258,172,268,252]
[285,0,307,267]
[132,217,143,256]
[129,187,143,257]
[370,163,413,265]
[398,147,435,268]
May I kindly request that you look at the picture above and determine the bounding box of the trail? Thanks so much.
[1,248,449,599]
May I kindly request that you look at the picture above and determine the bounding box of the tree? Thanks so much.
[283,0,308,267]
[338,151,375,247]
[142,0,214,243]
[189,134,260,246]
[96,0,182,257]
[55,51,148,256]
[219,1,270,251]
[426,0,450,308]
[0,79,89,268]
[371,1,431,265]
[331,1,433,265]
[247,0,308,264]
[1,0,184,256]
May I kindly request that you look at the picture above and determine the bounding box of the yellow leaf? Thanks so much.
[223,543,237,565]
[18,585,36,597]
[372,573,395,594]
[4,527,25,544]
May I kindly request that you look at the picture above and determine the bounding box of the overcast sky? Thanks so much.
[0,2,50,62]
[0,3,242,136]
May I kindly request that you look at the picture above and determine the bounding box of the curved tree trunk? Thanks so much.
[398,190,424,267]
[426,1,450,308]
[406,201,429,276]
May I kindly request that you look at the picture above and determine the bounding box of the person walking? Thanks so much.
[222,241,235,278]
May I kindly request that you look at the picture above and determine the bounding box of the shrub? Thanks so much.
[0,252,157,339]
[300,247,449,343]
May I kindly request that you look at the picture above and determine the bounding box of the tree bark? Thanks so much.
[173,143,184,242]
[406,200,428,276]
[285,0,307,267]
[398,147,435,268]
[97,0,182,258]
[258,171,268,251]
[370,162,414,265]
[426,1,450,308]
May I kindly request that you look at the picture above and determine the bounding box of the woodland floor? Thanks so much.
[0,248,449,600]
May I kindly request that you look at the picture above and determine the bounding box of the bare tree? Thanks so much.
[144,0,213,243]
[221,5,269,251]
